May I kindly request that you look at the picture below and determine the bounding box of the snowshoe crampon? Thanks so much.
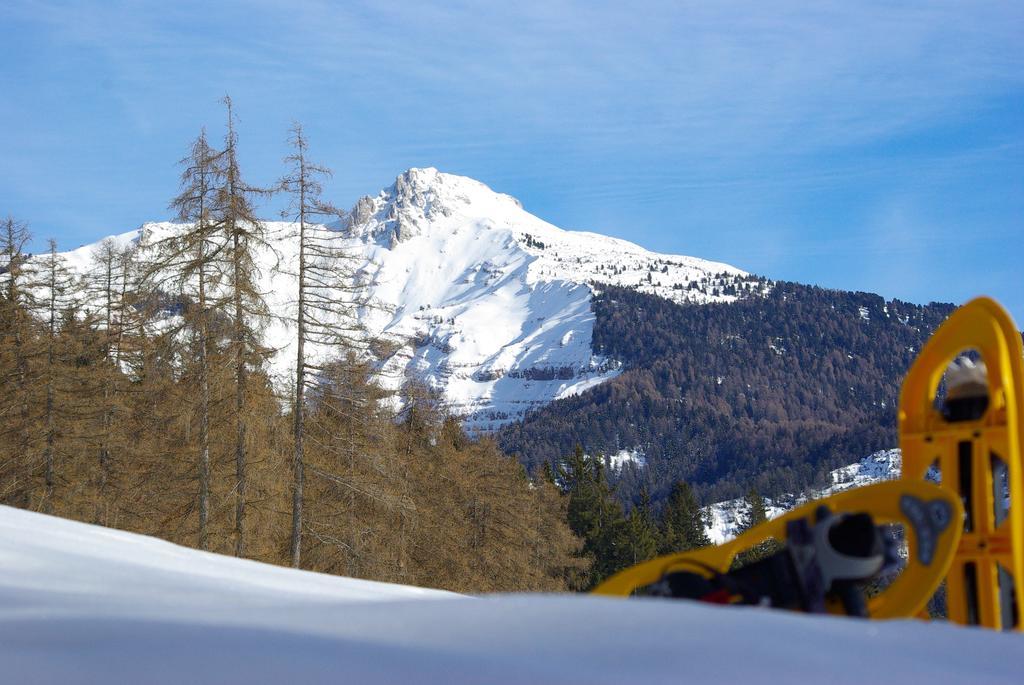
[592,480,962,620]
[899,296,1024,631]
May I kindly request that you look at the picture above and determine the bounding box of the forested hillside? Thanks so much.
[499,282,955,503]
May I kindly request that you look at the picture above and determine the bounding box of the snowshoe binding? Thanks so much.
[593,480,962,620]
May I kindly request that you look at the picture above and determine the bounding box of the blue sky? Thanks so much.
[2,1,1022,320]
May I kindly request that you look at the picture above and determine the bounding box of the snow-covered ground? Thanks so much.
[2,504,1021,684]
[54,168,755,431]
[706,449,906,543]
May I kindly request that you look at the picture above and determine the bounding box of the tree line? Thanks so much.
[0,98,598,593]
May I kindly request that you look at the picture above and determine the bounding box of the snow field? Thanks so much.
[2,504,1021,684]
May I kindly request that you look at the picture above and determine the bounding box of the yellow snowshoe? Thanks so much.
[593,480,962,620]
[899,296,1024,631]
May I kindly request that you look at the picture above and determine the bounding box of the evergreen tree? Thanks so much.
[738,487,769,533]
[734,487,780,566]
[540,460,557,485]
[623,486,659,565]
[558,445,629,589]
[658,480,709,554]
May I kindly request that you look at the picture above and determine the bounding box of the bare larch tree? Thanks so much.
[0,216,37,505]
[87,237,137,513]
[36,240,74,512]
[279,122,365,567]
[146,129,225,549]
[216,96,273,557]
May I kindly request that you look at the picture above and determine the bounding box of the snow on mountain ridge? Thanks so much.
[54,168,754,429]
[346,168,749,304]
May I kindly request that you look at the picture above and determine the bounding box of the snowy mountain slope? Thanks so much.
[705,449,912,543]
[54,168,755,429]
[3,505,1021,684]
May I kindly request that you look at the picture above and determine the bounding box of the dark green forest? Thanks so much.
[499,282,955,504]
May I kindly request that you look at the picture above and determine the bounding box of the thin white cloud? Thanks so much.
[1,0,1020,305]
[7,0,1021,153]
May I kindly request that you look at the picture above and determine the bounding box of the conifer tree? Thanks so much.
[301,356,389,576]
[658,480,710,554]
[623,485,659,565]
[147,129,225,550]
[35,240,74,513]
[734,487,780,566]
[558,445,629,589]
[738,487,769,533]
[0,216,38,506]
[122,317,194,538]
[216,96,273,557]
[86,238,135,511]
[540,460,557,485]
[278,122,364,568]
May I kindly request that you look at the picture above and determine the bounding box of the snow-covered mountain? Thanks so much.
[58,168,755,429]
[4,504,1020,684]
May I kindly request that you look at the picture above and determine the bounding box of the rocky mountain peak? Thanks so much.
[345,168,521,247]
